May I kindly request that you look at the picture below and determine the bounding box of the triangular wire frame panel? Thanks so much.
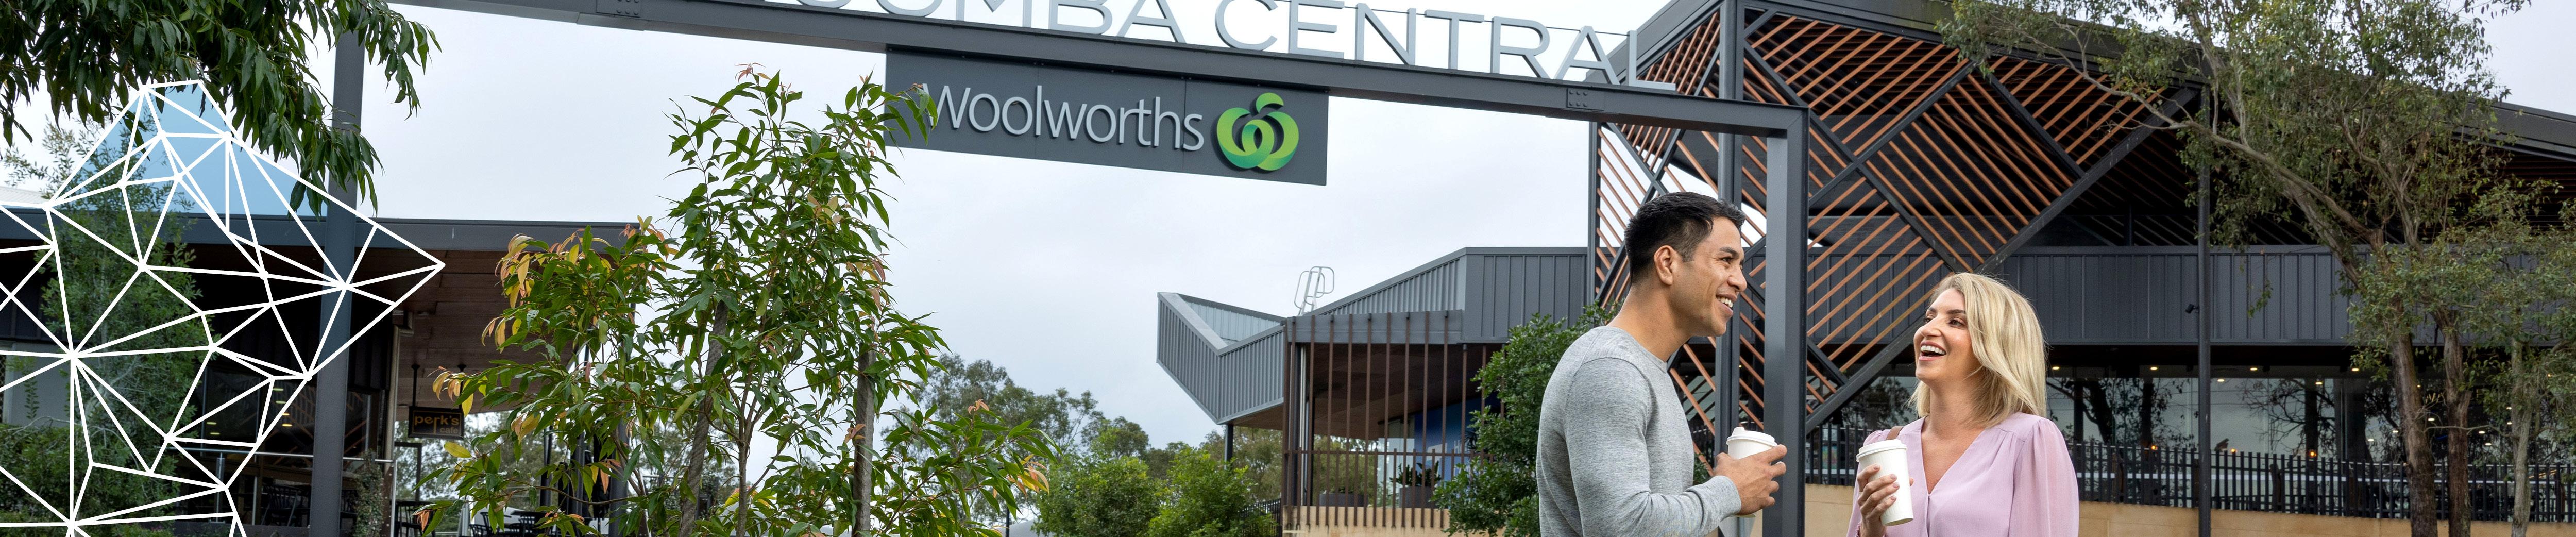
[0,81,446,534]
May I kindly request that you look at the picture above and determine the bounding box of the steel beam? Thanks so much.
[397,0,1807,137]
[1590,126,1606,299]
[309,33,365,537]
[1758,124,1807,537]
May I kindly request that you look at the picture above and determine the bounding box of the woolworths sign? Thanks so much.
[890,51,1329,184]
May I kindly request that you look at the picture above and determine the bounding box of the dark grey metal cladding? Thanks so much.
[1458,249,1592,342]
[1205,329,1286,425]
[1992,246,2351,345]
[1304,247,1589,343]
[2497,104,2576,158]
[1306,255,1466,318]
[2200,248,2353,343]
[1285,310,1469,345]
[1157,293,1286,426]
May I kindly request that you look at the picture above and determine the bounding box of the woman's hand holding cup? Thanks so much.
[1854,465,1909,537]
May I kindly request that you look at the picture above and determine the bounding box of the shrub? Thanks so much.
[1032,456,1162,537]
[1144,451,1275,537]
[1433,307,1613,537]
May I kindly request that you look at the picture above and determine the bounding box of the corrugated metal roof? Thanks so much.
[1156,247,1590,425]
[0,186,46,205]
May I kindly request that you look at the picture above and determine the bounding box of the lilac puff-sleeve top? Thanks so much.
[1845,413,2078,537]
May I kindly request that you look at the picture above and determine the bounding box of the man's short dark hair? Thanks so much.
[1622,192,1748,280]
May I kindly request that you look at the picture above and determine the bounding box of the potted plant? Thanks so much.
[1392,462,1442,508]
[1318,485,1368,507]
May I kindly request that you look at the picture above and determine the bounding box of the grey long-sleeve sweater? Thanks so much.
[1536,326,1742,537]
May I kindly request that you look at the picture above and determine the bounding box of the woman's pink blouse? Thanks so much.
[1845,413,2079,537]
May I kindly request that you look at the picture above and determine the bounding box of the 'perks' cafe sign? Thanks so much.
[408,407,465,440]
[890,52,1329,184]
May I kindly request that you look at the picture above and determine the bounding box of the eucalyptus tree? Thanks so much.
[2438,219,2576,537]
[2,0,436,206]
[423,71,1053,537]
[1942,2,2528,533]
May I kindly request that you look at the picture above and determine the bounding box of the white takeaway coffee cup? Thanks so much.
[1854,439,1916,526]
[1722,427,1777,518]
[1724,427,1777,459]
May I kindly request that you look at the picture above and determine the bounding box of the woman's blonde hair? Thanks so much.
[1913,273,2049,428]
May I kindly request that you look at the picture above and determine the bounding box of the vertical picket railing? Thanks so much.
[1806,426,2576,522]
[1280,311,1493,530]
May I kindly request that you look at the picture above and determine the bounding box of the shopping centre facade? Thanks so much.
[1156,0,2576,534]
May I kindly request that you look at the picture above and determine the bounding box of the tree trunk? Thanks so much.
[2442,319,2471,537]
[2084,380,2115,445]
[2391,328,2439,537]
[2140,378,2160,449]
[855,348,874,536]
[672,305,730,537]
[2304,381,2323,457]
[735,375,753,536]
[2510,342,2531,537]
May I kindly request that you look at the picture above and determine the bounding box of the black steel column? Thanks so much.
[1713,0,1743,206]
[1589,126,1603,298]
[2194,143,2214,536]
[313,32,365,537]
[1714,9,1745,511]
[1759,125,1807,536]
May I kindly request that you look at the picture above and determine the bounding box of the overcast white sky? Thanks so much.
[268,0,2576,445]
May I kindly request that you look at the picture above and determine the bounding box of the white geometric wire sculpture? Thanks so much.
[0,80,444,534]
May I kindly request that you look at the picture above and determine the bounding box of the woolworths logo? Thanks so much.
[899,52,1328,185]
[1216,93,1299,172]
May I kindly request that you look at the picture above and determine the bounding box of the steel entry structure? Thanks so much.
[347,0,1820,536]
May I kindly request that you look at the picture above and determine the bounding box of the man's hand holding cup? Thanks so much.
[1714,427,1788,516]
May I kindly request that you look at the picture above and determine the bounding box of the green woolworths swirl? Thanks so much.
[1216,92,1299,171]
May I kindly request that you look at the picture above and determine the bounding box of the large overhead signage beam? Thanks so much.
[867,0,1681,89]
[394,0,1807,137]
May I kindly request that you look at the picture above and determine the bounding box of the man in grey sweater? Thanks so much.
[1537,192,1787,537]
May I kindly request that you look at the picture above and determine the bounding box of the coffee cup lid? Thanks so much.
[1855,439,1907,459]
[1726,427,1775,445]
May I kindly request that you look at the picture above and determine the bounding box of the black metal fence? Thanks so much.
[1806,426,2576,522]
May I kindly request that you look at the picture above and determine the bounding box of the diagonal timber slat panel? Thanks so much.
[1618,8,1731,171]
[1989,56,2161,167]
[1751,17,1956,152]
[1596,7,2176,440]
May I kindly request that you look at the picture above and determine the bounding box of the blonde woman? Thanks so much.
[1848,273,2077,537]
